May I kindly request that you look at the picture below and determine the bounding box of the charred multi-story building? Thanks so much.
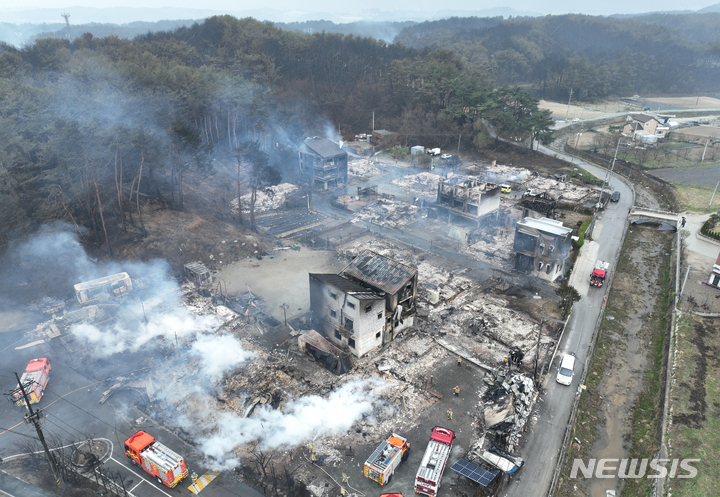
[309,250,417,357]
[436,177,501,225]
[298,137,348,189]
[513,217,572,282]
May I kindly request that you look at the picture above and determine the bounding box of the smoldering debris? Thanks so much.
[230,183,299,214]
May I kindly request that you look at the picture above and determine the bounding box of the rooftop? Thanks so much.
[310,273,384,299]
[518,217,572,236]
[341,250,417,295]
[300,137,346,159]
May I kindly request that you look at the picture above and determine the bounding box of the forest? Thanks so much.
[0,15,554,249]
[1,11,719,252]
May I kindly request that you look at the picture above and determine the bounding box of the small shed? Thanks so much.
[411,145,425,155]
[184,262,212,288]
[298,330,352,375]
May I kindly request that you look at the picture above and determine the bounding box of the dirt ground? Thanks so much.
[645,96,720,108]
[539,100,631,120]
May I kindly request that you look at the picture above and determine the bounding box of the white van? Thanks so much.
[556,354,576,385]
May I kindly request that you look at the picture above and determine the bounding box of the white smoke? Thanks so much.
[70,310,223,357]
[195,379,390,470]
[190,334,254,381]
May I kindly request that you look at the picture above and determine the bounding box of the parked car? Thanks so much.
[556,354,576,385]
[441,153,452,159]
[500,184,512,194]
[610,191,620,202]
[523,189,541,198]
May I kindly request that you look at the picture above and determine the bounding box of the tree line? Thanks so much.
[0,15,553,249]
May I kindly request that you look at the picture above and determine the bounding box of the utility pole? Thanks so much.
[600,138,621,200]
[12,373,63,486]
[534,308,545,383]
[61,13,71,39]
[701,138,710,163]
[280,303,289,327]
[565,88,573,121]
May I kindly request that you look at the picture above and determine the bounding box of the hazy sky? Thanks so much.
[5,0,718,16]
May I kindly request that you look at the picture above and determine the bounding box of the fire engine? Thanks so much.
[12,358,51,406]
[364,434,411,485]
[124,431,189,488]
[590,260,610,287]
[414,426,455,496]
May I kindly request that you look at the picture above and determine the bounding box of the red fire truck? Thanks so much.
[12,358,51,406]
[364,434,411,485]
[414,426,455,496]
[590,260,610,288]
[124,431,189,488]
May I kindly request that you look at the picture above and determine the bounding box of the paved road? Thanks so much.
[502,142,634,497]
[0,330,263,497]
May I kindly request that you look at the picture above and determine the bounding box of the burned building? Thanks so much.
[309,250,418,357]
[73,272,132,305]
[513,217,572,282]
[184,261,212,288]
[298,137,348,190]
[437,177,501,225]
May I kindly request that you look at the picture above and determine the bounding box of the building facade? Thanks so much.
[513,217,572,282]
[309,250,418,357]
[436,177,501,225]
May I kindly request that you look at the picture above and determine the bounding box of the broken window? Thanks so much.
[376,331,381,339]
[347,302,355,309]
[377,312,383,320]
[334,329,341,340]
[344,318,353,331]
[365,304,372,313]
[549,245,555,255]
[348,338,356,349]
[546,263,552,274]
[330,309,336,318]
[538,261,544,270]
[330,292,337,300]
[539,242,545,254]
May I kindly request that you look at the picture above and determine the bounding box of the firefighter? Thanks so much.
[454,385,460,397]
[311,452,317,465]
[457,355,462,367]
[308,442,314,453]
[447,408,453,420]
[340,487,346,496]
[191,472,198,484]
[342,472,348,484]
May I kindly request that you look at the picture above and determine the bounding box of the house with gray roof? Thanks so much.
[298,137,348,189]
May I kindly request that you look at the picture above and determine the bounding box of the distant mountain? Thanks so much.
[698,3,720,12]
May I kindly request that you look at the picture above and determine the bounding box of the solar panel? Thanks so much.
[450,459,500,487]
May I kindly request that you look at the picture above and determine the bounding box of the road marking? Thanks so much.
[188,472,218,494]
[108,456,174,497]
[14,340,45,350]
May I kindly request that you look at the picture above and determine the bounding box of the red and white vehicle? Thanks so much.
[12,358,51,406]
[364,434,411,485]
[124,431,189,488]
[590,260,610,287]
[414,426,455,496]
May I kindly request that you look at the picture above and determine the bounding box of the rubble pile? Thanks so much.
[348,158,385,180]
[478,164,531,184]
[350,198,419,228]
[230,183,299,214]
[479,373,538,453]
[391,172,443,201]
[462,227,515,267]
[521,175,596,203]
